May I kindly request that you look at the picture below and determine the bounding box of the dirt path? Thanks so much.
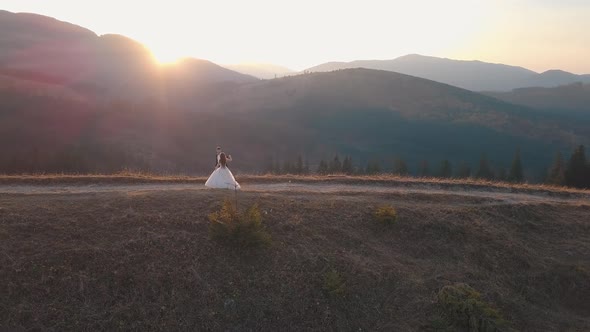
[1,182,588,205]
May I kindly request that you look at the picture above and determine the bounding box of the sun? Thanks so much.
[143,39,187,64]
[148,44,184,64]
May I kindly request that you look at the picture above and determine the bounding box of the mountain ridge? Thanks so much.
[305,54,590,91]
[224,63,295,79]
[483,83,590,115]
[2,67,587,177]
[0,10,588,179]
[0,10,258,99]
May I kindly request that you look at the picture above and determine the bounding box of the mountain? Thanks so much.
[1,11,588,179]
[305,54,590,91]
[202,69,588,168]
[533,70,590,88]
[2,67,587,178]
[484,83,590,115]
[224,63,294,79]
[0,10,96,49]
[0,10,257,100]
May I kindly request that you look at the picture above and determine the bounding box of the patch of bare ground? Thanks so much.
[0,178,589,330]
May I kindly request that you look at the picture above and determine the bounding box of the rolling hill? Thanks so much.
[224,63,295,79]
[2,67,587,178]
[305,54,590,91]
[483,83,590,116]
[1,10,588,180]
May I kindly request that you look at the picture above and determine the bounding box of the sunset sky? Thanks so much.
[3,0,590,73]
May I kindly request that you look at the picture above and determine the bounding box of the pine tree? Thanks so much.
[476,154,495,180]
[456,161,471,178]
[296,155,304,174]
[282,160,293,174]
[419,160,430,177]
[317,160,329,175]
[393,158,409,176]
[565,145,589,188]
[546,152,565,185]
[342,156,353,174]
[265,156,275,174]
[329,155,342,173]
[30,146,40,173]
[271,159,281,174]
[365,160,381,174]
[304,159,310,174]
[497,166,507,182]
[438,160,452,178]
[508,149,524,183]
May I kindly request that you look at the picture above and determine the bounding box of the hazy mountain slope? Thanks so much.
[202,69,587,174]
[213,69,585,142]
[173,59,258,83]
[0,10,95,40]
[0,72,86,101]
[0,10,98,83]
[484,83,590,115]
[224,63,294,79]
[0,10,257,99]
[2,68,587,178]
[529,70,590,89]
[1,11,587,178]
[305,54,590,91]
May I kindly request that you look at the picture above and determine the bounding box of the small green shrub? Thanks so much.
[323,269,345,296]
[374,205,398,225]
[437,283,508,331]
[209,199,271,248]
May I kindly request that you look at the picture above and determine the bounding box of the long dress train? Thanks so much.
[205,166,241,189]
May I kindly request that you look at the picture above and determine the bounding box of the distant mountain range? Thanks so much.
[305,54,590,92]
[483,83,590,115]
[224,63,294,79]
[1,10,588,179]
[2,66,587,177]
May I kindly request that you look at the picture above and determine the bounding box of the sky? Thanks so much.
[2,0,590,73]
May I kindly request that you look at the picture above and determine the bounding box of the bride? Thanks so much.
[205,150,241,189]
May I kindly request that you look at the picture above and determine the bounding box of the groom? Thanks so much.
[215,146,222,168]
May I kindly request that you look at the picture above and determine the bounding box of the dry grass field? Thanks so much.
[1,175,589,331]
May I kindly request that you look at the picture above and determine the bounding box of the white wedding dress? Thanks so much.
[205,155,241,190]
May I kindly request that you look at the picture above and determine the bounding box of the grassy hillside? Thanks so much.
[1,179,589,330]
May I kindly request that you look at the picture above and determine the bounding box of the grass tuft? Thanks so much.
[374,205,398,225]
[323,269,345,296]
[208,199,271,248]
[437,283,508,331]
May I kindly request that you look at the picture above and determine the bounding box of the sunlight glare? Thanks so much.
[150,47,183,64]
[3,0,588,72]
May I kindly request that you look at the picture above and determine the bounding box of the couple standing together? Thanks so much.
[205,146,241,190]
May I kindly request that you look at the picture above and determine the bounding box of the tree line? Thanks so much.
[546,145,589,188]
[3,140,589,189]
[266,145,590,189]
